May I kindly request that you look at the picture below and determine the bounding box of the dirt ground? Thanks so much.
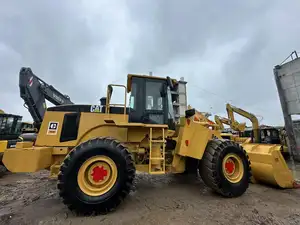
[0,171,300,225]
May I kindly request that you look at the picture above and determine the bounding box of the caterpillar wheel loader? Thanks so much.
[214,115,249,144]
[0,110,35,176]
[226,103,296,188]
[3,74,253,215]
[0,112,24,177]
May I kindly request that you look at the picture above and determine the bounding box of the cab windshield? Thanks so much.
[0,114,22,136]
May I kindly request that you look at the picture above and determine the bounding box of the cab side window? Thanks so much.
[145,81,164,111]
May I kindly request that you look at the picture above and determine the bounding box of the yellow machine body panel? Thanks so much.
[219,133,249,144]
[175,118,216,159]
[220,133,234,140]
[16,141,34,148]
[3,146,53,172]
[242,143,295,188]
[3,110,169,174]
[232,136,249,144]
[236,137,251,143]
[35,111,129,147]
[0,141,7,153]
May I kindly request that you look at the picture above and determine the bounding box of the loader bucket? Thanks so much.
[242,143,296,188]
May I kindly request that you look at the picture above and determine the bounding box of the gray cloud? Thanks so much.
[0,0,299,126]
[126,0,270,71]
[0,0,135,120]
[125,0,300,125]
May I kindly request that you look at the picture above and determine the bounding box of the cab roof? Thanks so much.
[126,74,168,93]
[0,113,22,118]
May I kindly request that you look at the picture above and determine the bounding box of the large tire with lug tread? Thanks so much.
[57,137,136,215]
[0,153,7,178]
[0,165,7,178]
[199,139,251,197]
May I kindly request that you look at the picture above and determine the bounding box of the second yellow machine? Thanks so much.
[2,73,295,215]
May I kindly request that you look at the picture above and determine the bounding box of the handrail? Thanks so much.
[105,84,127,116]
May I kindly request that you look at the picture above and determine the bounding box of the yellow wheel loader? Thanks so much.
[0,112,24,177]
[1,74,296,215]
[226,103,296,188]
[2,74,252,214]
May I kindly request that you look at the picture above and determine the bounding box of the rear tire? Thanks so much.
[57,137,136,215]
[0,154,7,178]
[199,139,251,197]
[0,165,7,178]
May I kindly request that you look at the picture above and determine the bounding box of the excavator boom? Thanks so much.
[214,115,227,130]
[19,67,74,130]
[214,114,247,132]
[214,115,248,143]
[226,104,257,140]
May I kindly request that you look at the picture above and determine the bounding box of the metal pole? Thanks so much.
[274,65,300,161]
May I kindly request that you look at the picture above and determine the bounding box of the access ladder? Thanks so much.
[148,127,166,174]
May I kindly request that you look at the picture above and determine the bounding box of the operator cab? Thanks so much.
[127,75,175,129]
[98,75,176,129]
[260,127,281,144]
[248,127,281,144]
[0,114,23,140]
[47,74,177,130]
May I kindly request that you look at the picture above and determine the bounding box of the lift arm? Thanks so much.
[19,67,73,130]
[214,115,230,131]
[226,103,259,142]
[214,115,246,133]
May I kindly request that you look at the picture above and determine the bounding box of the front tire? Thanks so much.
[57,137,136,215]
[199,139,251,197]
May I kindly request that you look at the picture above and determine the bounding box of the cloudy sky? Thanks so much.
[1,0,300,127]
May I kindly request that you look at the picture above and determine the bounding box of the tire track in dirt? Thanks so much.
[0,171,300,225]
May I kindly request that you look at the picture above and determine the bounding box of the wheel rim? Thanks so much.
[77,155,118,196]
[222,153,244,183]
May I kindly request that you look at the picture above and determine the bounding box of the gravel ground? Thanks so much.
[0,171,300,225]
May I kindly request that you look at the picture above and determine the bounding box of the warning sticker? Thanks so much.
[47,121,59,135]
[29,76,33,87]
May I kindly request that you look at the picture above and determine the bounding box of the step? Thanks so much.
[149,171,165,175]
[150,140,165,143]
[150,157,165,160]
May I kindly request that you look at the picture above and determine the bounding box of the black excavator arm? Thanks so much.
[19,67,73,130]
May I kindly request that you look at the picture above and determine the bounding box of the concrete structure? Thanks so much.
[274,52,300,161]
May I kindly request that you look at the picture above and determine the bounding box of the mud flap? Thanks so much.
[242,143,296,188]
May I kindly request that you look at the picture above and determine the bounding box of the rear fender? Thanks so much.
[175,118,213,160]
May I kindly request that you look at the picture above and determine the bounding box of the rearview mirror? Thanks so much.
[107,85,113,104]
